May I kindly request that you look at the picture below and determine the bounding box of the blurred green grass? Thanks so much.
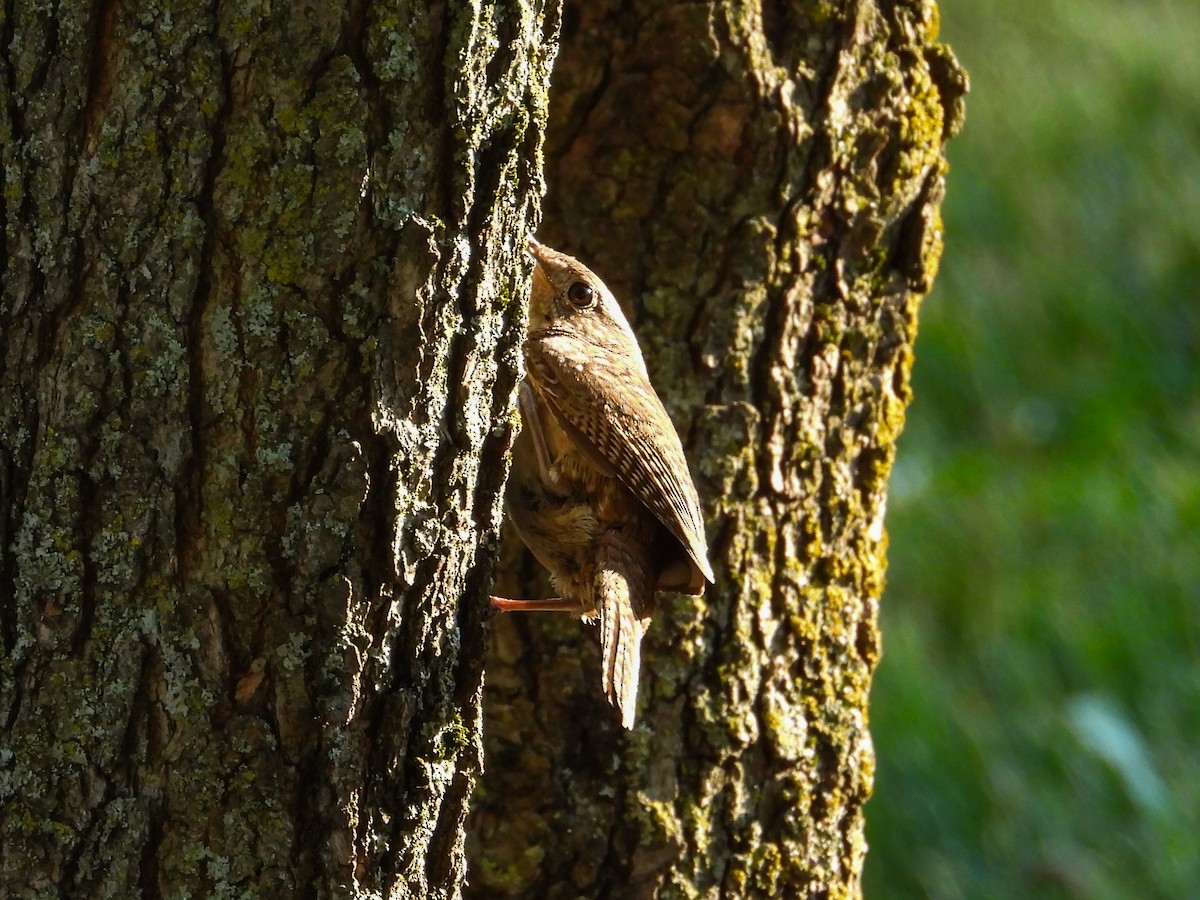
[865,1,1200,897]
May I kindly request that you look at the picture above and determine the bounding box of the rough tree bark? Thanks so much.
[1,2,556,897]
[470,1,964,897]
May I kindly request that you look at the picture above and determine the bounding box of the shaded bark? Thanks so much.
[0,1,557,897]
[470,1,965,897]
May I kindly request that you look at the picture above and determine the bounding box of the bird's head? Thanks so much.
[525,238,644,368]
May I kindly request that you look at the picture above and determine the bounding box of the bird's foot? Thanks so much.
[489,596,588,613]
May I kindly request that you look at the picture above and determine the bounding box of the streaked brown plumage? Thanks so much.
[493,239,714,729]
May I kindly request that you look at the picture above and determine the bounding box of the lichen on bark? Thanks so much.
[0,1,559,897]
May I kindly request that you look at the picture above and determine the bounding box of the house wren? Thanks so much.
[493,239,714,729]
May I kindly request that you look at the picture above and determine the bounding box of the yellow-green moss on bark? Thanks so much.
[471,1,965,896]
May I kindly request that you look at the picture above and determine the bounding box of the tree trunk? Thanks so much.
[0,2,556,897]
[469,1,965,897]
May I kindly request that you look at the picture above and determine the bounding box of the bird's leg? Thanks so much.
[489,595,589,613]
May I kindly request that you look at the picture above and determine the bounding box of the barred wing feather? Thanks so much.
[526,332,714,591]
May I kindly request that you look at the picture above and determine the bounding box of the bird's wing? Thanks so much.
[526,331,714,591]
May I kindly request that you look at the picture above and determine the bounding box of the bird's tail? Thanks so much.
[595,534,655,729]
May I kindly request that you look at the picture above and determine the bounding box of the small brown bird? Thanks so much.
[493,239,714,728]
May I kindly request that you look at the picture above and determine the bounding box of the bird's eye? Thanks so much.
[567,282,595,308]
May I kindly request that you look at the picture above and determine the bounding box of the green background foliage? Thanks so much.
[865,1,1200,897]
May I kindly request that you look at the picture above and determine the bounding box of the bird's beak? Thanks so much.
[526,235,541,261]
